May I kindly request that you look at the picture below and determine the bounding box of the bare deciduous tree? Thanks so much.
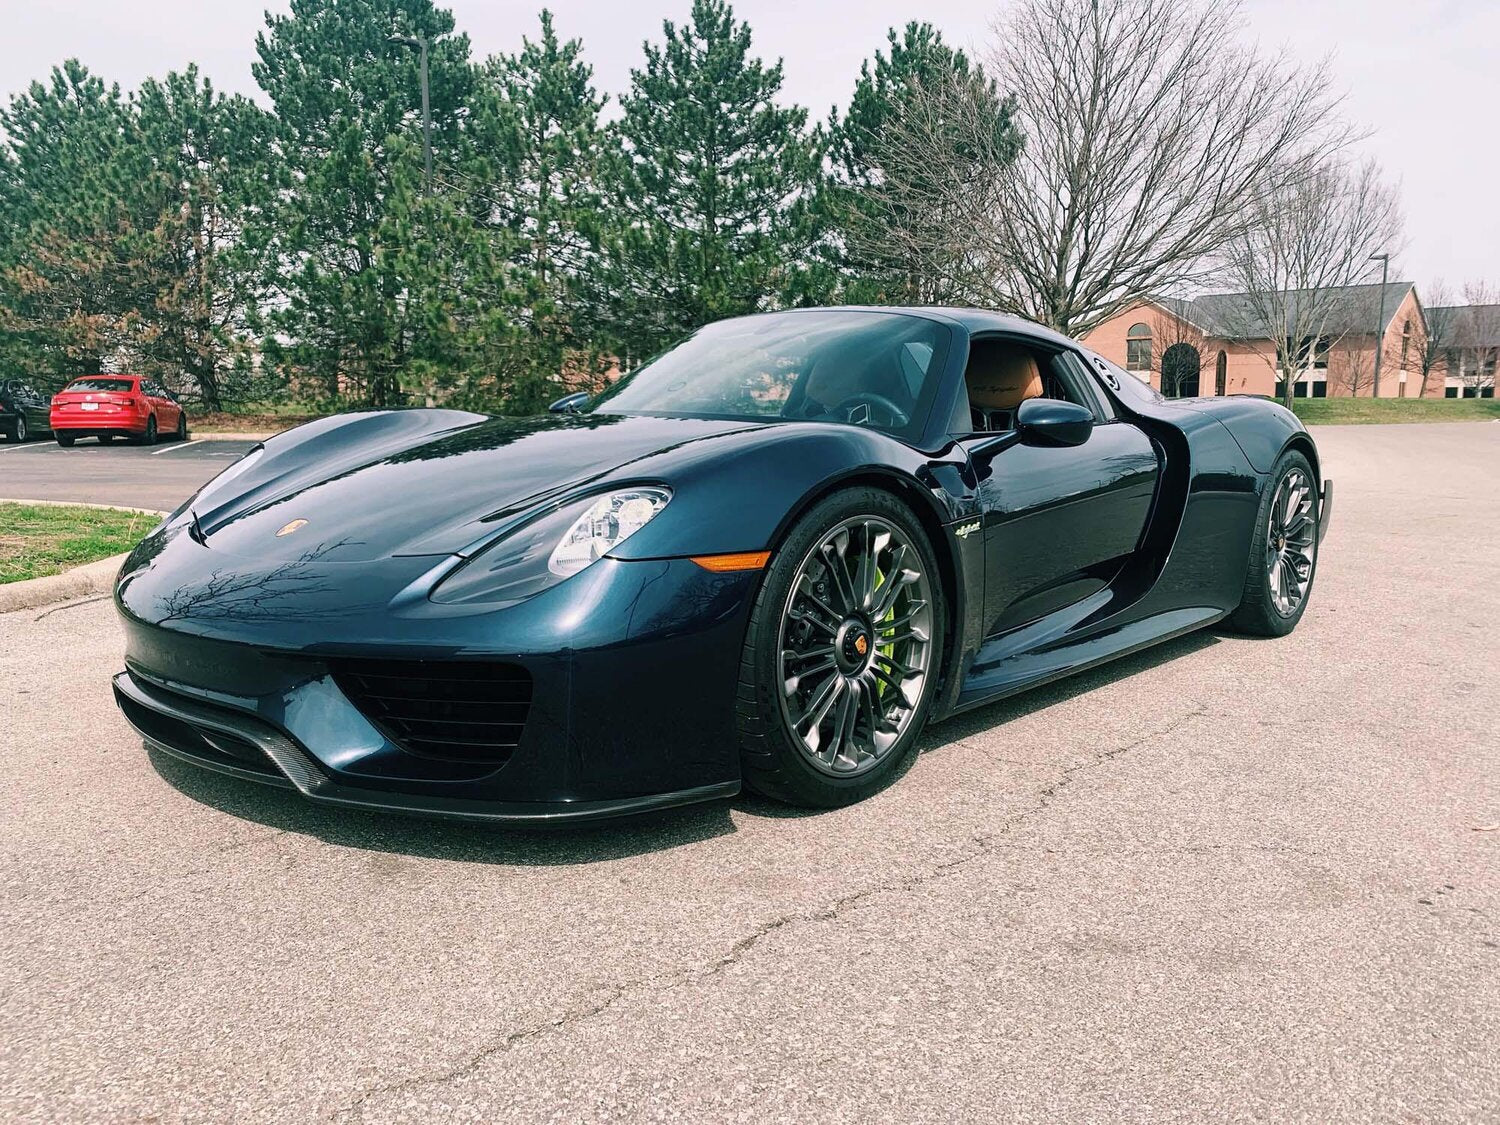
[1221,157,1404,407]
[1450,282,1500,397]
[1150,304,1209,397]
[1417,280,1459,398]
[972,0,1356,334]
[844,69,1016,305]
[1332,337,1375,398]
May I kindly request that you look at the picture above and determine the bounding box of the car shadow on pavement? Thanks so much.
[147,629,1221,860]
[736,628,1222,819]
[146,748,740,866]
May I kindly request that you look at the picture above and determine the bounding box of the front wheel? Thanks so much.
[1229,450,1320,637]
[736,487,945,807]
[175,413,188,441]
[9,416,26,443]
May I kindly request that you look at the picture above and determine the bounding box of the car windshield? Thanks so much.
[591,310,951,441]
[64,378,135,393]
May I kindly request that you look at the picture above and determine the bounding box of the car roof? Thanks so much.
[744,305,1077,348]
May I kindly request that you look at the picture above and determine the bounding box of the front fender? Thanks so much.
[605,423,972,560]
[1172,396,1307,475]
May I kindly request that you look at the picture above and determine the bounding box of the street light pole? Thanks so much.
[387,34,432,195]
[1369,252,1390,398]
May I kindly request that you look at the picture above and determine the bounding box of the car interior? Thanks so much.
[963,338,1085,433]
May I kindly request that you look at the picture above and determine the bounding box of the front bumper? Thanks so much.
[114,670,737,825]
[113,527,760,823]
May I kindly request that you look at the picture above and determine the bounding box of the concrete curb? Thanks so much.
[0,500,168,615]
[0,552,129,615]
[0,498,169,518]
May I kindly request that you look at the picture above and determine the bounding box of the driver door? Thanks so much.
[963,349,1160,636]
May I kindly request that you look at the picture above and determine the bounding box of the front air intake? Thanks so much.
[328,659,532,765]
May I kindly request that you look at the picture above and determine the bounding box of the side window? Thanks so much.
[1058,353,1115,421]
[963,339,1047,433]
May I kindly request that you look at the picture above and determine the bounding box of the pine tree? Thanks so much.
[132,67,276,410]
[482,9,611,408]
[0,61,152,386]
[831,23,1021,303]
[251,0,501,407]
[601,0,823,361]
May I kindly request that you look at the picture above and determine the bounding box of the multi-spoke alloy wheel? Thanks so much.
[1229,449,1319,637]
[776,516,934,777]
[1266,467,1315,617]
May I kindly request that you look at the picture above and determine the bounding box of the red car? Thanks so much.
[49,375,188,446]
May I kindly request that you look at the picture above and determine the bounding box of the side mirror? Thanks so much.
[1016,397,1094,447]
[548,392,590,414]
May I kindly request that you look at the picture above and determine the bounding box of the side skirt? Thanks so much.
[948,605,1227,716]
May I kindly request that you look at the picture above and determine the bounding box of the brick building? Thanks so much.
[1083,281,1432,398]
[1426,301,1499,398]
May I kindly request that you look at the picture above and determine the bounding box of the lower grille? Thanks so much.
[329,659,532,765]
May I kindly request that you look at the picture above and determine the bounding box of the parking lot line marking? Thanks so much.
[0,441,58,453]
[150,439,206,455]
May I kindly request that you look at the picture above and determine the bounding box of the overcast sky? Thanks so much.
[4,0,1495,298]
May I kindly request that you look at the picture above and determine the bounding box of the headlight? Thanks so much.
[547,488,670,576]
[431,486,670,607]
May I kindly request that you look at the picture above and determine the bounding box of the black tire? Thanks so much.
[55,432,76,447]
[139,416,157,446]
[1229,449,1320,637]
[9,416,26,443]
[175,413,188,441]
[735,486,946,807]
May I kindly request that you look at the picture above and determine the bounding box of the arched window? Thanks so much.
[1400,319,1411,369]
[1126,323,1152,372]
[1215,350,1228,396]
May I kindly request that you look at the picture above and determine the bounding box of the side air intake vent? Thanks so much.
[329,659,532,765]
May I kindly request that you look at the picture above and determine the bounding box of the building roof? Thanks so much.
[1181,281,1413,340]
[1426,304,1500,348]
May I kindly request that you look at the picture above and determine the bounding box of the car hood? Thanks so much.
[195,412,760,562]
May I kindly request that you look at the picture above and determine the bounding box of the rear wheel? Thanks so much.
[1229,450,1319,637]
[736,487,945,807]
[9,416,26,442]
[139,416,157,446]
[55,432,75,447]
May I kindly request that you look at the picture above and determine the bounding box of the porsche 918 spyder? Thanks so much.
[112,307,1330,822]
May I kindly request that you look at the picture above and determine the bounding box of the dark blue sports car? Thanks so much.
[113,307,1330,822]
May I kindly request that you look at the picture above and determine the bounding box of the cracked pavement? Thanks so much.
[2,422,1497,1122]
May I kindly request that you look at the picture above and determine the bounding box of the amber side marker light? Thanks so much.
[690,551,771,573]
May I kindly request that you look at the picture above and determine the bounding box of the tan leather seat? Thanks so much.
[967,346,1044,410]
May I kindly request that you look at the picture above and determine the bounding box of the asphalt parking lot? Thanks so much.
[0,436,259,513]
[2,422,1496,1122]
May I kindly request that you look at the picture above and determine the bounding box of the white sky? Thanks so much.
[4,0,1495,296]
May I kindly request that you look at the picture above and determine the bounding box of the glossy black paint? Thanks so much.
[1014,397,1095,446]
[112,306,1327,823]
[0,378,51,438]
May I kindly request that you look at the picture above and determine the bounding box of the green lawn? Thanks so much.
[1291,397,1500,425]
[0,503,154,584]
